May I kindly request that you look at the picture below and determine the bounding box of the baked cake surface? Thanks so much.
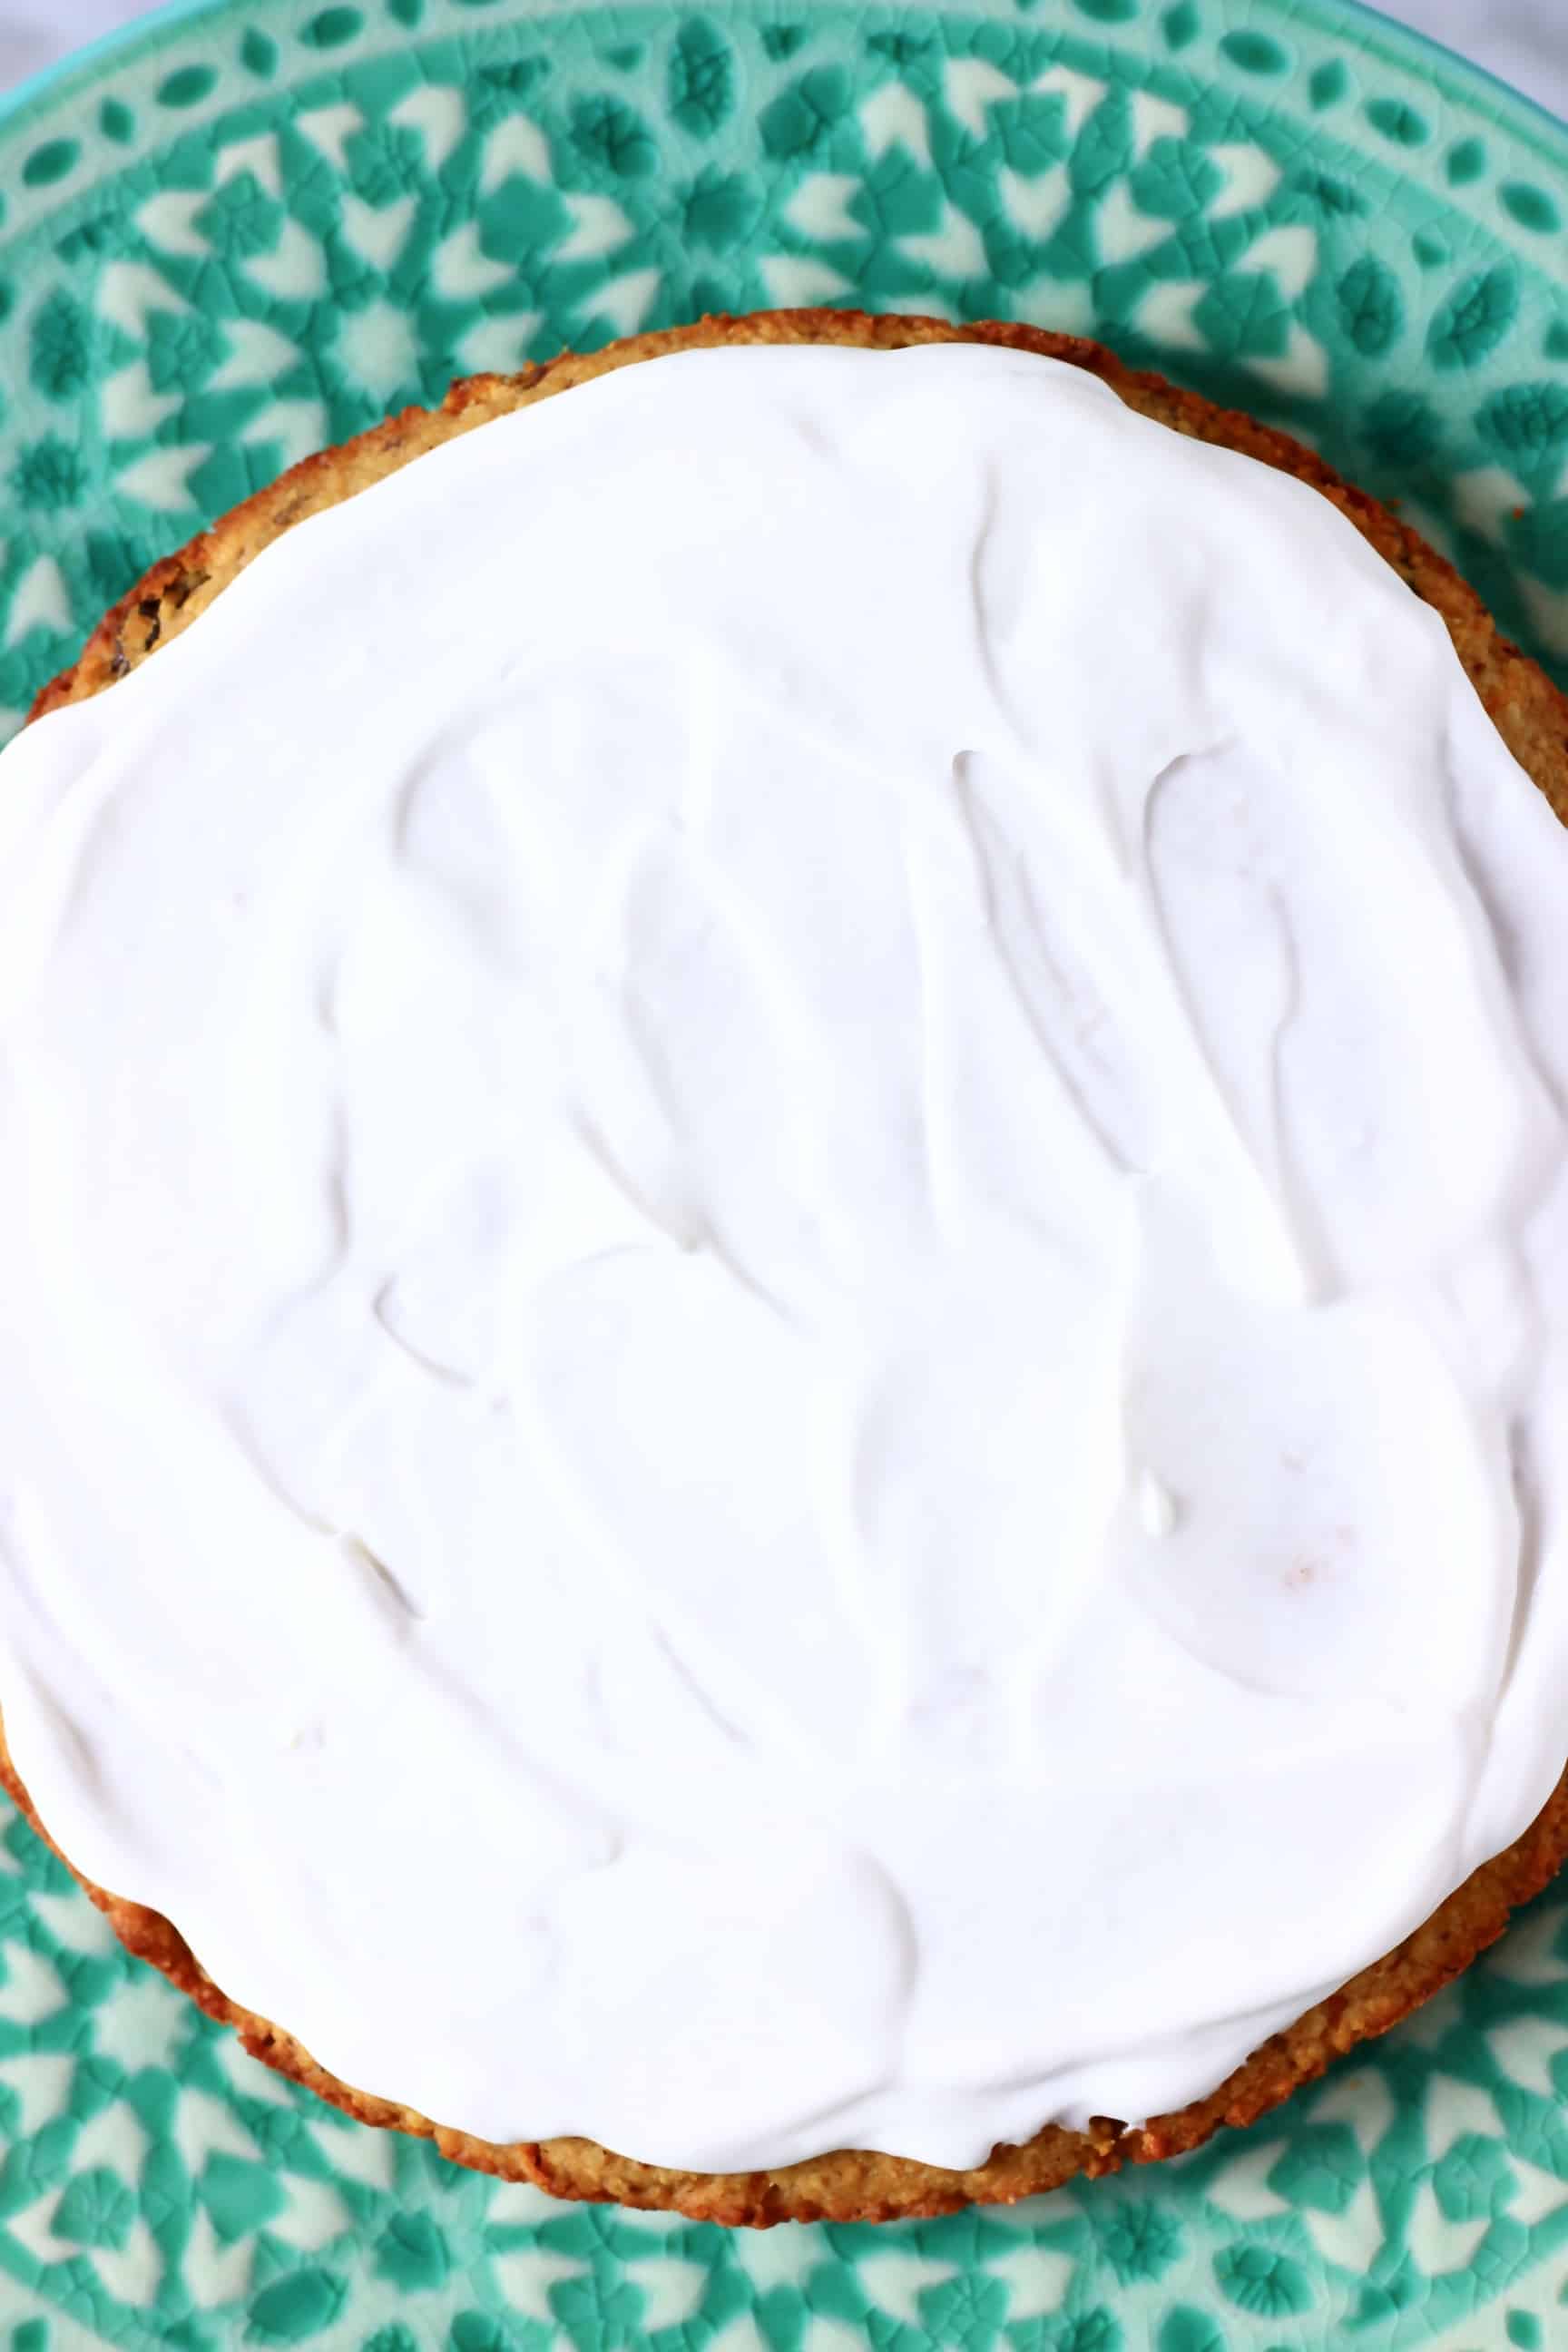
[7,308,1568,2226]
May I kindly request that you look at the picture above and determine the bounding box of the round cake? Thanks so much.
[5,309,1568,2228]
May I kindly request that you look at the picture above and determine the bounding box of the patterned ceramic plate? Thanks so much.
[2,0,1568,2346]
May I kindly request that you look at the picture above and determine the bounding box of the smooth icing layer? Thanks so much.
[1,342,1567,2172]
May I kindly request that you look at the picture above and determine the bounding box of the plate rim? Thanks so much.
[0,0,1564,171]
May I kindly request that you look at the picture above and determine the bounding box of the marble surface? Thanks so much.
[0,0,1563,120]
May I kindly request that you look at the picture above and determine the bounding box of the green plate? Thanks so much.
[2,1,1568,2345]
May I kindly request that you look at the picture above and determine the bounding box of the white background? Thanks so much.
[0,1,1564,120]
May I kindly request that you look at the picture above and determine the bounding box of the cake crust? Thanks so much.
[12,307,1568,2225]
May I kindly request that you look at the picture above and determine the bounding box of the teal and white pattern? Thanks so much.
[4,0,1568,741]
[5,1806,1568,2347]
[3,0,1568,2341]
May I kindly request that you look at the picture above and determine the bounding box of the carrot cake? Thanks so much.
[2,311,1567,2226]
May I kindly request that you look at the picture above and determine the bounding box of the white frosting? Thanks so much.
[2,341,1568,2173]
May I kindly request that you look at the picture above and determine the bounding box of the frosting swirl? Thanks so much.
[0,341,1564,2170]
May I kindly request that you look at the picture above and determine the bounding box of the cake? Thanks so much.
[3,308,1568,2228]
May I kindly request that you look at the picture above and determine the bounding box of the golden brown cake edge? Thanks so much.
[14,306,1568,2225]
